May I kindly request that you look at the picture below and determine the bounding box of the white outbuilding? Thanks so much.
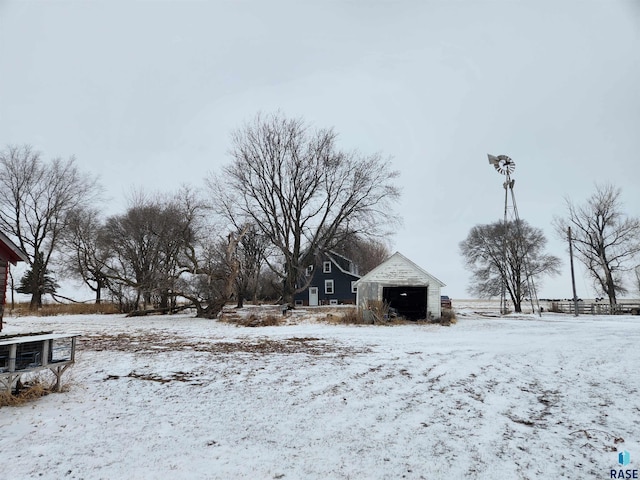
[354,252,446,320]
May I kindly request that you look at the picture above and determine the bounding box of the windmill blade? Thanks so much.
[487,154,516,175]
[496,156,515,175]
[487,154,500,166]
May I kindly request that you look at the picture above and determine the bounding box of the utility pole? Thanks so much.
[568,227,579,316]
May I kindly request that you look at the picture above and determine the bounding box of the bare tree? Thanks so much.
[460,219,561,312]
[212,112,401,304]
[554,184,640,307]
[152,197,200,310]
[100,190,201,311]
[332,234,391,275]
[233,224,270,307]
[60,207,110,303]
[174,227,249,318]
[101,201,162,309]
[0,145,100,309]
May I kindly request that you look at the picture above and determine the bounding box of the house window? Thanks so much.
[323,261,331,273]
[294,299,303,306]
[325,279,334,294]
[306,265,313,276]
[351,281,357,294]
[329,299,338,305]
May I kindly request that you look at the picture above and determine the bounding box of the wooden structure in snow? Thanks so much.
[354,252,446,320]
[0,333,79,392]
[550,300,640,316]
[0,230,28,332]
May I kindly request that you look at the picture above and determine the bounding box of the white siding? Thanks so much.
[427,286,441,319]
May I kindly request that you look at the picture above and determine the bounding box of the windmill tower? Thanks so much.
[487,154,541,316]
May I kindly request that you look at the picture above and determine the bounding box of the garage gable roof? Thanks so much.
[354,251,446,287]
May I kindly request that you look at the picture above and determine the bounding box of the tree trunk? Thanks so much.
[282,259,296,305]
[195,299,226,319]
[606,273,617,308]
[159,291,169,310]
[144,292,152,309]
[601,254,617,308]
[29,291,42,311]
[29,259,44,311]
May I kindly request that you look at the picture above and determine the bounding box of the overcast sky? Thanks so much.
[1,0,639,301]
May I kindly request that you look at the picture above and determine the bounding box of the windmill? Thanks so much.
[488,154,516,177]
[487,154,541,316]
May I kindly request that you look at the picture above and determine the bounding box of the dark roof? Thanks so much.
[0,230,28,264]
[325,251,360,278]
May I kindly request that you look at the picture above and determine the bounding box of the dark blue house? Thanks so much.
[293,251,360,306]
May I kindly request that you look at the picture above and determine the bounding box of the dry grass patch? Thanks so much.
[9,302,120,317]
[314,306,458,326]
[81,331,370,357]
[437,309,457,326]
[334,308,368,325]
[40,303,120,316]
[220,312,283,327]
[0,374,66,407]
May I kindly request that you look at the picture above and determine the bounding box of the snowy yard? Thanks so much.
[1,302,639,479]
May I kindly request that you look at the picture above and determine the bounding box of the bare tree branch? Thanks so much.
[0,145,101,309]
[460,220,561,312]
[211,112,401,303]
[554,183,640,306]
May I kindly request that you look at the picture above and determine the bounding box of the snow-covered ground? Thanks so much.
[1,303,639,479]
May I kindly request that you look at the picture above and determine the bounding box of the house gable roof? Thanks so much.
[0,230,28,265]
[302,248,360,279]
[354,251,445,287]
[324,251,360,279]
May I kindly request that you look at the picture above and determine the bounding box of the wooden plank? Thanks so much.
[0,333,80,347]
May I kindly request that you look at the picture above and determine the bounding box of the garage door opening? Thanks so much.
[382,286,428,320]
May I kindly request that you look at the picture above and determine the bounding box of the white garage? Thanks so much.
[354,252,446,320]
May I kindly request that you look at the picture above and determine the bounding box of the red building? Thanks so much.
[0,231,28,332]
